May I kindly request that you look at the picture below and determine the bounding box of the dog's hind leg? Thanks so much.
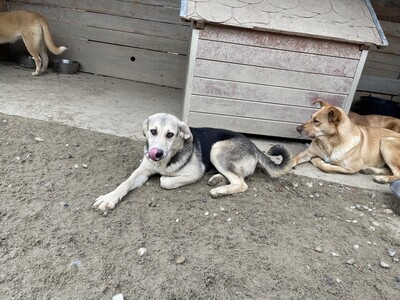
[373,138,400,183]
[21,24,43,75]
[209,171,248,198]
[209,140,257,198]
[39,42,49,74]
[208,174,227,186]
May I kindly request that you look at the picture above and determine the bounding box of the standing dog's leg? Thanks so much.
[93,158,155,210]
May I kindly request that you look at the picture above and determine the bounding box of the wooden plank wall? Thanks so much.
[356,21,400,103]
[185,25,361,139]
[8,0,190,88]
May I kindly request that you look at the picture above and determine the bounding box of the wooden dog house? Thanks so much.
[180,0,388,138]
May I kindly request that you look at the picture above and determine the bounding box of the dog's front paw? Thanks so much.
[93,192,120,211]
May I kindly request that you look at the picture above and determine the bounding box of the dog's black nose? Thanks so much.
[296,125,303,133]
[155,149,164,159]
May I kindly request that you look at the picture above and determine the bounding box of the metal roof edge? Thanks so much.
[364,0,388,48]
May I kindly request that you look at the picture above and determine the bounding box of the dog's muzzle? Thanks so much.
[148,147,164,161]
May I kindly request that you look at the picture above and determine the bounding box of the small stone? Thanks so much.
[82,164,88,169]
[175,218,179,223]
[213,213,218,217]
[16,156,21,161]
[138,247,147,257]
[34,137,44,142]
[306,182,313,188]
[175,255,186,264]
[70,259,82,268]
[227,218,232,222]
[346,259,356,265]
[314,246,323,253]
[97,147,106,152]
[372,221,380,226]
[380,261,390,269]
[388,248,397,257]
[205,211,209,216]
[292,182,299,188]
[220,207,225,211]
[332,252,340,257]
[44,181,54,191]
[393,258,399,263]
[74,164,79,169]
[112,294,124,300]
[353,245,360,250]
[383,208,394,214]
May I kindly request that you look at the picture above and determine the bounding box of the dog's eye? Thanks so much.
[150,129,157,136]
[166,132,174,138]
[313,119,320,125]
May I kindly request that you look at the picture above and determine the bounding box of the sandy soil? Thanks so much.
[0,112,400,300]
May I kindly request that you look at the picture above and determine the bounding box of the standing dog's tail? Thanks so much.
[37,15,67,55]
[258,144,293,177]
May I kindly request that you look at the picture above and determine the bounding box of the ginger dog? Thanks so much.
[348,112,400,133]
[293,100,400,183]
[0,10,67,75]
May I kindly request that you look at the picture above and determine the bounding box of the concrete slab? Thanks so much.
[0,62,391,194]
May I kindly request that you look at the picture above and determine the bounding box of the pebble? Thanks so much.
[383,208,394,214]
[112,294,124,300]
[82,164,88,169]
[346,259,356,265]
[306,182,313,188]
[353,245,360,250]
[70,259,82,268]
[74,164,79,169]
[380,261,390,269]
[332,252,340,257]
[292,182,299,188]
[138,247,147,257]
[388,248,397,257]
[227,218,232,222]
[314,246,323,253]
[205,211,209,216]
[44,181,54,191]
[175,255,186,264]
[34,137,44,142]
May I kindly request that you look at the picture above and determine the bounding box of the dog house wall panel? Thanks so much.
[8,0,189,88]
[183,25,366,138]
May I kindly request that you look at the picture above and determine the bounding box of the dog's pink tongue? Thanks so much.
[148,147,159,161]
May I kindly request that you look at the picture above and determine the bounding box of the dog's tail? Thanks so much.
[38,15,67,55]
[258,144,293,177]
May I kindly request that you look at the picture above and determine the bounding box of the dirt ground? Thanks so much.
[0,111,400,300]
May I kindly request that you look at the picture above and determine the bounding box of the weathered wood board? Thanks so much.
[184,25,364,138]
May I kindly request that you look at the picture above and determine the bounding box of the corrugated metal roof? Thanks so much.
[180,0,387,47]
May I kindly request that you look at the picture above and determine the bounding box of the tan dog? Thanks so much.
[293,100,400,183]
[0,10,67,75]
[348,111,400,133]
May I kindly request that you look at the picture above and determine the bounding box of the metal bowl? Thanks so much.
[19,55,36,69]
[53,59,79,74]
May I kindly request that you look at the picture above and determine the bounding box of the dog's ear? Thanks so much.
[313,99,330,108]
[179,121,192,140]
[142,117,149,137]
[327,107,342,125]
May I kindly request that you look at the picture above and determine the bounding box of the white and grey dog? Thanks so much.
[93,113,293,211]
